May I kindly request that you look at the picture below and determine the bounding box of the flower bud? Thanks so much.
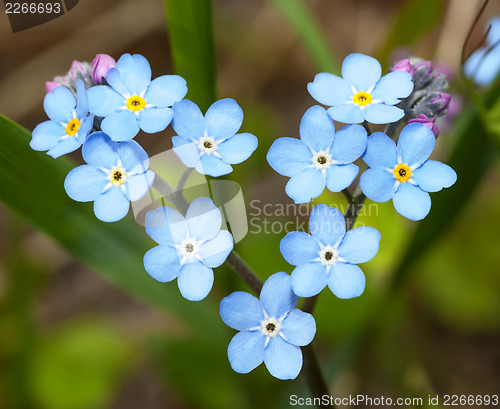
[91,54,116,84]
[430,92,451,114]
[408,114,439,138]
[415,60,433,76]
[391,59,415,76]
[69,60,88,81]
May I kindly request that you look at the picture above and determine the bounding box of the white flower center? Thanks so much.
[312,151,332,170]
[179,238,200,260]
[107,166,128,186]
[260,317,282,338]
[198,136,218,154]
[319,246,339,266]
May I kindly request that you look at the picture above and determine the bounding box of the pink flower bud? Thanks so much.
[415,60,433,76]
[45,81,59,93]
[392,59,415,76]
[430,92,451,113]
[69,60,87,81]
[408,114,439,138]
[91,54,116,84]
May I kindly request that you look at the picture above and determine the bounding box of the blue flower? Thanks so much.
[281,204,380,299]
[267,105,367,203]
[220,272,316,380]
[143,198,234,301]
[64,132,154,222]
[464,18,500,86]
[31,80,94,158]
[308,53,414,124]
[171,99,258,177]
[87,53,187,141]
[359,123,457,221]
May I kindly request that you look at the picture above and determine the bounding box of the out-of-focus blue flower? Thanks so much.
[143,198,234,301]
[220,272,316,380]
[267,106,367,203]
[464,17,500,86]
[171,99,258,177]
[31,80,94,158]
[87,53,187,141]
[281,204,380,299]
[308,53,414,124]
[64,132,154,222]
[360,123,457,221]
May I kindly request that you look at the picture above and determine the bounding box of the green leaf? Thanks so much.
[0,115,222,340]
[164,0,217,111]
[268,0,339,74]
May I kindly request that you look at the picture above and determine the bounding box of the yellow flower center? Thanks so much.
[353,91,372,106]
[65,118,80,136]
[126,96,146,111]
[108,166,127,186]
[393,164,411,182]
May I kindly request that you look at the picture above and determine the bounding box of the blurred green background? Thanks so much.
[1,0,500,408]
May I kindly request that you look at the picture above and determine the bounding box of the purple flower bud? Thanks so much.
[91,54,116,84]
[45,81,59,93]
[392,59,415,76]
[430,92,451,114]
[415,60,433,76]
[408,114,439,138]
[69,60,88,81]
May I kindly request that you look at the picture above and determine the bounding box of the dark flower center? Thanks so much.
[203,141,212,149]
[317,156,327,165]
[266,323,276,332]
[325,251,333,261]
[398,168,407,177]
[185,243,194,253]
[113,171,122,181]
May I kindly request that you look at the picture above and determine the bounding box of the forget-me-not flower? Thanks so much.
[359,123,457,221]
[281,204,380,299]
[220,272,316,380]
[87,53,187,141]
[64,132,154,222]
[171,99,258,177]
[308,53,414,124]
[31,80,94,158]
[143,198,234,301]
[267,105,367,203]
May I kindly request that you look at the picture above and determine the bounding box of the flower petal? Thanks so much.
[267,137,311,177]
[172,137,200,168]
[30,121,66,151]
[145,206,187,245]
[205,98,243,142]
[101,110,140,142]
[359,168,396,202]
[327,262,365,299]
[220,291,264,331]
[330,124,367,164]
[372,71,414,105]
[227,331,265,374]
[144,75,187,107]
[342,53,381,92]
[307,73,352,106]
[87,85,125,116]
[392,182,431,221]
[44,86,76,123]
[217,132,258,165]
[138,107,173,134]
[105,67,129,96]
[338,226,381,264]
[281,309,316,346]
[411,160,457,192]
[115,53,151,95]
[195,154,233,177]
[75,80,89,118]
[363,104,405,124]
[285,167,325,204]
[280,231,320,266]
[397,123,435,168]
[260,272,298,318]
[185,197,221,241]
[172,100,205,140]
[299,105,335,152]
[117,139,149,173]
[123,171,154,201]
[326,164,359,192]
[64,165,108,202]
[47,137,83,159]
[82,132,119,168]
[290,262,328,297]
[143,245,181,282]
[309,203,345,246]
[198,230,234,268]
[327,104,364,124]
[264,336,302,380]
[362,132,398,169]
[177,261,214,301]
[93,187,130,222]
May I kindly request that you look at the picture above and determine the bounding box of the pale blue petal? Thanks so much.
[172,100,205,140]
[172,137,200,168]
[75,80,89,118]
[464,47,500,86]
[285,167,325,204]
[363,104,405,124]
[145,206,186,246]
[326,164,359,192]
[362,132,398,169]
[47,137,82,158]
[117,140,149,173]
[342,53,381,91]
[64,165,108,202]
[143,245,181,282]
[144,75,187,107]
[217,133,258,165]
[101,110,140,142]
[30,121,66,151]
[82,132,119,168]
[199,230,234,268]
[392,182,431,221]
[177,261,214,301]
[281,310,316,346]
[227,331,265,374]
[105,68,129,96]
[138,107,173,133]
[205,98,243,141]
[93,187,130,222]
[260,272,298,318]
[327,262,365,299]
[290,262,327,297]
[330,124,367,164]
[372,71,414,105]
[299,105,335,152]
[195,154,233,177]
[76,115,94,144]
[185,197,221,241]
[280,231,320,266]
[338,226,381,264]
[397,123,435,167]
[44,86,75,123]
[327,104,364,124]
[115,53,151,95]
[220,291,264,330]
[87,86,125,116]
[307,73,352,106]
[264,336,302,380]
[267,137,311,177]
[411,160,457,192]
[486,17,500,45]
[309,204,345,246]
[123,171,154,201]
[360,168,396,202]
